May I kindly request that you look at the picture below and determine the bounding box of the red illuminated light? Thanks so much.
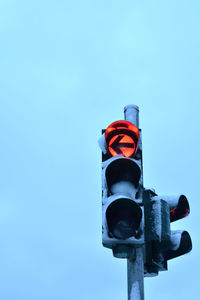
[105,120,139,158]
[170,195,190,222]
[170,207,190,222]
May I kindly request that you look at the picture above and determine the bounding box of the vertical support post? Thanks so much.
[127,248,144,300]
[124,105,144,300]
[124,105,139,127]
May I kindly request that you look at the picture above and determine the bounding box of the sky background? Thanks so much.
[0,0,200,299]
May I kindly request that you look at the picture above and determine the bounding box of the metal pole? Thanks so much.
[127,247,144,300]
[124,105,139,127]
[124,105,145,300]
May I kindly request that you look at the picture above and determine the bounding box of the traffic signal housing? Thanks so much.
[144,191,192,276]
[100,120,144,258]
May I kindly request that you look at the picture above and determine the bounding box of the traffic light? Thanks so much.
[156,195,192,262]
[144,191,192,276]
[100,120,144,258]
[100,105,192,299]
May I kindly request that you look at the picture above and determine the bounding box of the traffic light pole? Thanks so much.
[125,105,144,300]
[124,105,139,127]
[127,248,144,300]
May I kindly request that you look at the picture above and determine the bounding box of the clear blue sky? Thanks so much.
[0,1,199,299]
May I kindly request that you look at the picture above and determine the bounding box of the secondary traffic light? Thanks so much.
[144,191,192,276]
[100,120,144,258]
[156,195,192,262]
